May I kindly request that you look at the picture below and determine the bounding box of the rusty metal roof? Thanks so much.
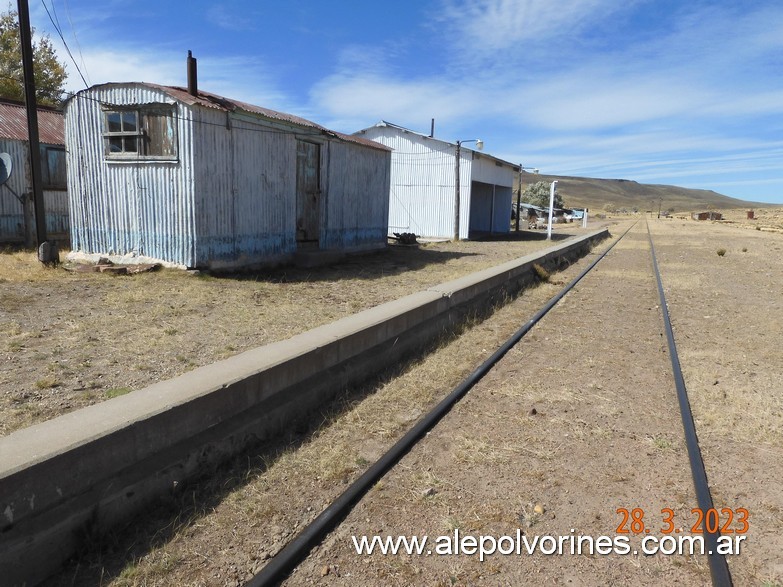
[73,83,389,152]
[0,98,65,145]
[158,84,390,151]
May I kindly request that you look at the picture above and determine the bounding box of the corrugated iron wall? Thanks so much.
[192,110,298,267]
[65,85,196,266]
[471,153,516,187]
[492,186,513,232]
[321,139,390,250]
[194,115,390,266]
[0,139,28,240]
[466,154,514,235]
[358,127,474,239]
[468,182,513,234]
[0,138,69,242]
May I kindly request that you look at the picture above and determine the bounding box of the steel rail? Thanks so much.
[247,221,637,586]
[647,220,733,587]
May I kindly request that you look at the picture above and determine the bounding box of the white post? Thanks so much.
[454,142,461,240]
[582,209,588,228]
[547,181,557,240]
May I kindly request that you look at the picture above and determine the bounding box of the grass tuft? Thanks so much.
[532,263,551,282]
[105,387,132,399]
[35,377,60,389]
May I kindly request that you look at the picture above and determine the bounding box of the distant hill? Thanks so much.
[518,172,769,213]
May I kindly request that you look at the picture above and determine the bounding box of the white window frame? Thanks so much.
[102,104,178,161]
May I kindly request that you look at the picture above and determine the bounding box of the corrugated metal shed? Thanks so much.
[354,121,518,239]
[0,99,68,243]
[65,82,391,269]
[0,99,65,144]
[66,84,197,266]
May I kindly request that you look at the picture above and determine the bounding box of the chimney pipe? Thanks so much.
[430,118,435,138]
[187,50,198,97]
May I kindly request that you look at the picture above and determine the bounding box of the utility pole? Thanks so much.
[17,0,58,263]
[454,141,461,240]
[515,165,522,232]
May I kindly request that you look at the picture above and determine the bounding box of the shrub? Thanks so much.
[35,377,59,389]
[532,263,550,282]
[716,248,726,257]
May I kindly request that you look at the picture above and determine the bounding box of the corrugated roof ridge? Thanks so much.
[357,120,518,169]
[0,100,64,144]
[69,82,388,151]
[0,96,64,113]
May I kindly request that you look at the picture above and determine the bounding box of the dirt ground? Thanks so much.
[285,218,783,586]
[0,222,593,437]
[42,210,783,586]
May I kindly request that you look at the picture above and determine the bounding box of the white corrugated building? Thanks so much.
[0,98,68,244]
[64,80,391,269]
[354,121,519,240]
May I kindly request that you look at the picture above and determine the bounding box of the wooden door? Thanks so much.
[296,140,321,245]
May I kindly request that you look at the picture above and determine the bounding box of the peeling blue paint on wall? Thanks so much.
[196,232,295,266]
[0,216,24,238]
[0,213,69,241]
[320,226,386,250]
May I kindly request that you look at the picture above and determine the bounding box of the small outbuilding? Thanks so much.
[0,98,68,245]
[64,77,391,269]
[354,121,519,240]
[691,211,723,221]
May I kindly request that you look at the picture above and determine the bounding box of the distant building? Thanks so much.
[691,211,723,221]
[64,79,391,269]
[0,98,68,245]
[354,121,519,239]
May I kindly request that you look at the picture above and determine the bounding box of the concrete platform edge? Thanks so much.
[0,228,608,585]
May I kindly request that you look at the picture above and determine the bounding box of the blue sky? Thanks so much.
[29,0,783,203]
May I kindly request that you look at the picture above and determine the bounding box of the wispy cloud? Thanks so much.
[29,0,783,202]
[55,44,290,111]
[436,0,639,50]
[311,72,480,132]
[205,4,258,32]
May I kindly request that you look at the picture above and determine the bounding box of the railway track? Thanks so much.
[246,220,733,587]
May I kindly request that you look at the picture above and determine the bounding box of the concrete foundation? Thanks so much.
[0,229,608,585]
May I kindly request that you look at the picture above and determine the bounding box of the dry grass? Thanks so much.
[649,219,783,448]
[49,233,615,586]
[0,246,67,283]
[1,227,605,437]
[715,206,783,233]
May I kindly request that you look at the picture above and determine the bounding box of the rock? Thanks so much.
[422,487,437,497]
[321,565,331,577]
[528,408,537,416]
[534,503,545,515]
